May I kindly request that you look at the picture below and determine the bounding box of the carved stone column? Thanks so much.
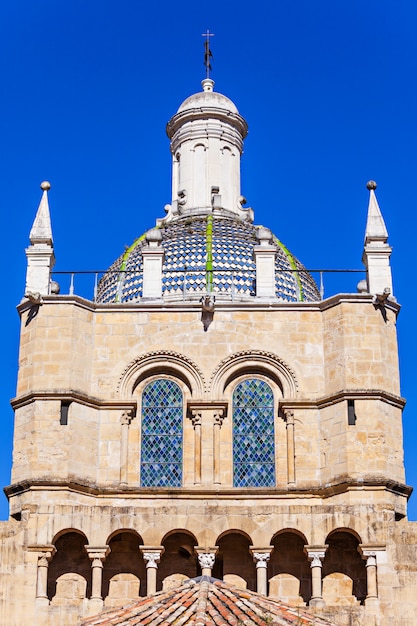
[190,410,202,484]
[283,409,295,485]
[29,546,56,606]
[187,402,227,485]
[250,547,273,596]
[120,409,134,485]
[213,409,225,484]
[86,546,109,608]
[359,544,384,606]
[363,552,377,599]
[195,547,218,576]
[304,546,327,607]
[141,547,164,595]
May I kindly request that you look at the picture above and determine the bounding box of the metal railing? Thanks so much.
[50,268,366,303]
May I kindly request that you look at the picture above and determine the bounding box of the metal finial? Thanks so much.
[201,30,214,78]
[366,180,377,190]
[40,181,51,190]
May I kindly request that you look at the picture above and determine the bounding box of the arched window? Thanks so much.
[233,378,275,487]
[140,379,183,487]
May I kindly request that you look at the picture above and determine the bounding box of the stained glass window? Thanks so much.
[140,379,183,487]
[233,378,275,487]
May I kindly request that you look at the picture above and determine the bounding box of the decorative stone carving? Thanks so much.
[210,350,299,397]
[213,408,225,427]
[283,408,295,424]
[189,410,202,428]
[120,409,133,426]
[252,552,271,568]
[198,553,216,570]
[118,350,206,395]
[308,551,326,568]
[142,552,160,569]
[195,547,218,576]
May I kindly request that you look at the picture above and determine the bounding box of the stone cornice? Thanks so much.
[17,292,400,316]
[4,476,412,500]
[12,388,403,414]
[281,389,405,411]
[11,390,137,411]
[166,106,248,142]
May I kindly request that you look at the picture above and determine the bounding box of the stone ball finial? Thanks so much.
[145,228,162,245]
[357,279,368,294]
[366,180,377,190]
[40,181,51,191]
[255,226,273,245]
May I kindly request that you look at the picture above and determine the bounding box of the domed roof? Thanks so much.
[96,215,320,304]
[167,79,247,141]
[177,79,239,114]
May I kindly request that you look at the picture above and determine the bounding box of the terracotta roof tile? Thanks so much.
[79,577,339,626]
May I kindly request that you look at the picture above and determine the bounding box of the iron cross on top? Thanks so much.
[202,30,214,78]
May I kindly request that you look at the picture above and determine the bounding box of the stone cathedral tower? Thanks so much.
[1,76,417,626]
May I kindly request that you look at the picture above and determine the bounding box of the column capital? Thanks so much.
[250,547,273,568]
[85,545,110,562]
[213,408,226,427]
[140,546,164,568]
[195,547,218,575]
[189,410,202,427]
[282,408,295,424]
[121,409,134,426]
[358,544,385,561]
[197,553,216,570]
[28,544,56,561]
[304,545,327,567]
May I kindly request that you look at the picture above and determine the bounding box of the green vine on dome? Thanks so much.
[272,235,304,302]
[115,227,159,302]
[205,214,213,293]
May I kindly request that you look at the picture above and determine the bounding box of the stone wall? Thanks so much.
[2,293,414,625]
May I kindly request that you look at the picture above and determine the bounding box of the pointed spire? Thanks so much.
[364,181,388,244]
[362,181,394,298]
[29,181,53,245]
[25,181,55,298]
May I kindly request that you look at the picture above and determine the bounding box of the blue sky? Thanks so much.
[1,1,416,519]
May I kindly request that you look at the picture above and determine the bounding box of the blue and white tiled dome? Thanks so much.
[96,80,321,305]
[96,215,320,303]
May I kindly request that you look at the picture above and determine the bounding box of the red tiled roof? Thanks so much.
[79,578,339,626]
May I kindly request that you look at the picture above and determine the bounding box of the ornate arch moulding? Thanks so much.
[209,350,299,399]
[117,350,206,399]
